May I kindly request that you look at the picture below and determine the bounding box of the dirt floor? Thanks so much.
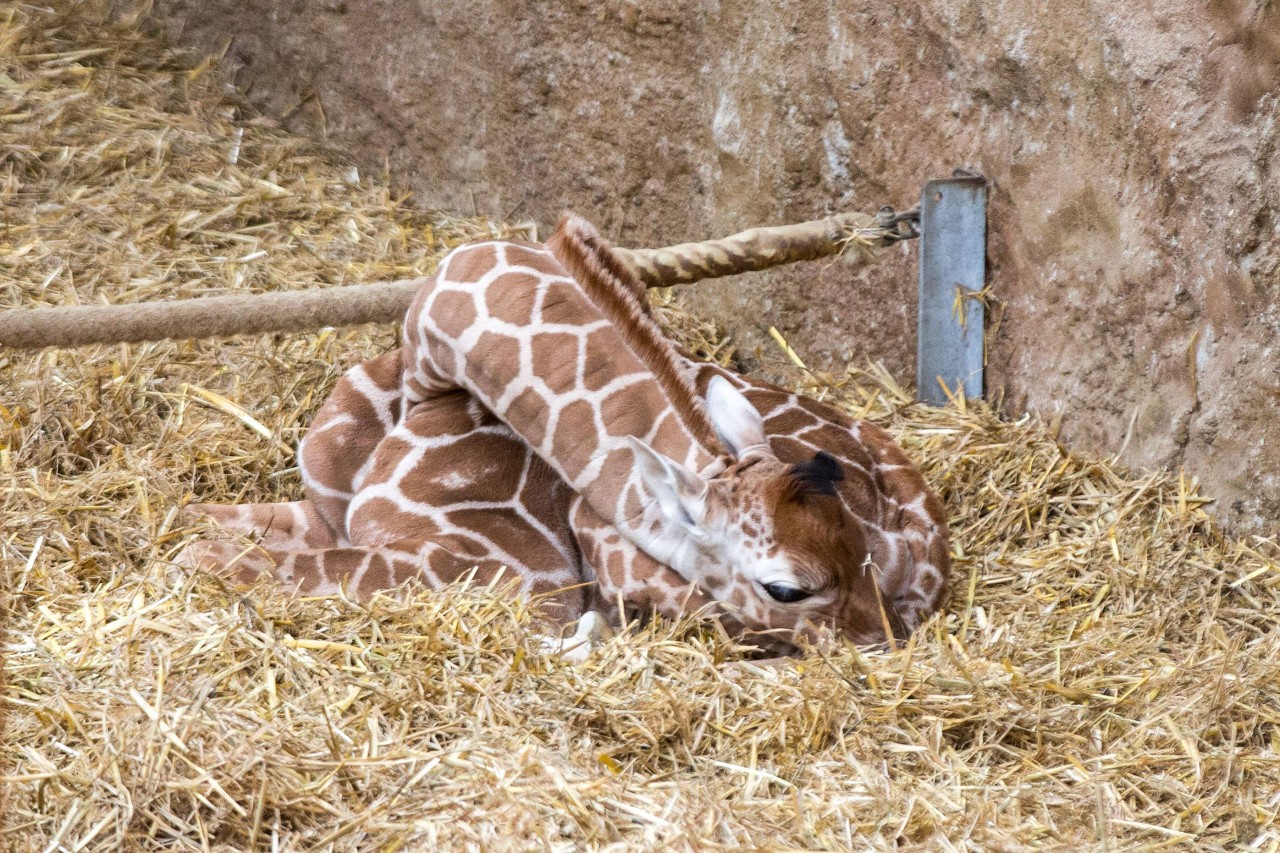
[3,4,1280,850]
[146,0,1280,540]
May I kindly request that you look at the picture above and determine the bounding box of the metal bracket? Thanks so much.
[916,173,988,406]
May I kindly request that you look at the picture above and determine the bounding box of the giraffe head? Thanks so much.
[627,376,906,649]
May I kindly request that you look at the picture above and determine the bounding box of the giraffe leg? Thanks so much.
[176,499,345,586]
[299,349,406,535]
[188,524,606,657]
[180,538,491,597]
[175,538,282,587]
[181,532,590,631]
[182,500,343,550]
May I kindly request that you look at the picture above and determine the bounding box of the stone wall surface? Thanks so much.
[146,0,1280,535]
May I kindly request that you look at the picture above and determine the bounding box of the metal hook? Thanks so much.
[875,205,921,242]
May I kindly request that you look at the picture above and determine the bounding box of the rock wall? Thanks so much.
[147,0,1280,535]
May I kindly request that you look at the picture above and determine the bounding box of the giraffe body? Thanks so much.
[183,217,949,650]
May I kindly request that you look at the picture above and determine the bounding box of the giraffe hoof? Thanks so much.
[578,610,614,643]
[536,610,614,662]
[725,656,796,677]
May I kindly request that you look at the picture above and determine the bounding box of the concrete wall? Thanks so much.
[149,0,1280,535]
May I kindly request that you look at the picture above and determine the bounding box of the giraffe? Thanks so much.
[182,215,949,652]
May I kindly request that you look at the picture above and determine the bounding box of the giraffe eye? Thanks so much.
[763,582,813,603]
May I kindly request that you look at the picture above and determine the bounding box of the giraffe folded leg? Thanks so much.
[182,499,343,550]
[176,538,282,586]
[179,534,590,632]
[180,539,484,597]
[176,499,348,588]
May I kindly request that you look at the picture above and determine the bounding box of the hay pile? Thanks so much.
[4,3,1280,849]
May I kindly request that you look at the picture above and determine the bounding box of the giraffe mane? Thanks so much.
[546,213,722,455]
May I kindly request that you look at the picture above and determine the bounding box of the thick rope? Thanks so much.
[0,280,426,348]
[616,211,898,287]
[0,210,914,349]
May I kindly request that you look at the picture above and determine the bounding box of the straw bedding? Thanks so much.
[3,3,1280,850]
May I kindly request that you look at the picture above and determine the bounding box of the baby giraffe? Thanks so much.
[183,216,949,653]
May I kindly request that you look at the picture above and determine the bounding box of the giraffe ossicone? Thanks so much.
[180,213,951,655]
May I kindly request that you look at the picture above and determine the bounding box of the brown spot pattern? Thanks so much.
[431,290,478,339]
[485,272,540,325]
[530,331,582,395]
[551,399,597,480]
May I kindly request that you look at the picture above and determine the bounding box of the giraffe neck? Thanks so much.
[401,225,723,574]
[545,215,721,453]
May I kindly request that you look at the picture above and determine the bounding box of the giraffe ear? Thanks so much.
[705,375,770,460]
[625,436,709,536]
